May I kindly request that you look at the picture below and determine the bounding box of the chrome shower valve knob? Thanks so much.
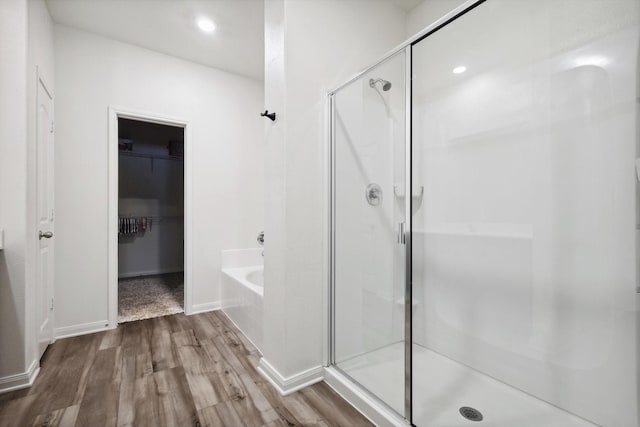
[365,183,382,206]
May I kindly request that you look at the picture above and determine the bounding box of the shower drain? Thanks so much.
[459,406,483,422]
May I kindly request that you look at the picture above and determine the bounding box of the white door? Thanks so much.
[36,74,54,359]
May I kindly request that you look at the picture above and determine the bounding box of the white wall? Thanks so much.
[0,0,29,382]
[262,0,407,379]
[54,26,264,332]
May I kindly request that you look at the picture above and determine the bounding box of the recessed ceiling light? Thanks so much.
[453,66,467,74]
[197,17,216,33]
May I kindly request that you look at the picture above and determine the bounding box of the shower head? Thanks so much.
[369,78,392,91]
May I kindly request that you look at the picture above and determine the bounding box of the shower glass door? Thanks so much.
[331,50,407,417]
[411,1,639,426]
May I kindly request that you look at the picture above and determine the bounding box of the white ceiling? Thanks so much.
[46,0,265,80]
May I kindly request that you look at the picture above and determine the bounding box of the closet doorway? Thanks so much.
[107,109,192,327]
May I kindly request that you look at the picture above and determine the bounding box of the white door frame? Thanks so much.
[107,106,193,328]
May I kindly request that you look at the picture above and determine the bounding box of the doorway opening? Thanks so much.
[117,118,184,323]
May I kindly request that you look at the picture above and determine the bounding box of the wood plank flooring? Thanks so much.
[0,312,373,427]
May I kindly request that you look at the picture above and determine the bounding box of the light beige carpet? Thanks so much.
[118,272,184,323]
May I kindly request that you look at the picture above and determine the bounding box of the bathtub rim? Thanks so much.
[222,265,264,297]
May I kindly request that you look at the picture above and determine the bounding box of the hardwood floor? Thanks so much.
[0,312,373,427]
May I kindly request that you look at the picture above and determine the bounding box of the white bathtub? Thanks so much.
[220,248,264,352]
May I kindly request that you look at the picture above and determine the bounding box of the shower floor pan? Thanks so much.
[338,343,596,427]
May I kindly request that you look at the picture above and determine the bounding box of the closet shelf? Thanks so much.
[119,151,183,162]
[118,215,183,221]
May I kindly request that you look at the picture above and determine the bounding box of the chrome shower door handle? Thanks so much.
[397,222,405,245]
[39,231,53,240]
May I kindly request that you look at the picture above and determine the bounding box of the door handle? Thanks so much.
[397,222,405,245]
[39,231,53,240]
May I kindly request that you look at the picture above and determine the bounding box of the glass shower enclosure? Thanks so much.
[328,1,640,426]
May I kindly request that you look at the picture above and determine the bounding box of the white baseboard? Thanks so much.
[0,359,40,394]
[323,366,406,427]
[118,268,184,279]
[257,358,324,396]
[55,320,110,339]
[188,301,221,315]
